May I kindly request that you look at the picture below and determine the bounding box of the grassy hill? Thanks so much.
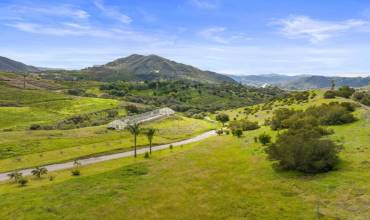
[0,56,39,73]
[80,54,236,84]
[0,82,119,130]
[0,90,368,219]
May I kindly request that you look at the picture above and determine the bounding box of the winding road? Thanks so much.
[0,130,216,182]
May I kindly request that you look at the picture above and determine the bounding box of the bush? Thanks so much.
[216,129,223,136]
[258,133,271,146]
[67,88,85,96]
[266,127,341,173]
[71,169,80,176]
[231,128,243,138]
[324,90,336,99]
[18,178,28,187]
[169,145,173,150]
[270,108,297,130]
[144,152,150,159]
[353,91,370,106]
[230,119,260,131]
[30,124,41,130]
[126,104,139,114]
[336,86,355,98]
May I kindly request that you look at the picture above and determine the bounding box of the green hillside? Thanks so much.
[0,90,368,219]
[80,54,236,84]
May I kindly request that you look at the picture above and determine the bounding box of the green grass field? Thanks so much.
[0,91,368,219]
[0,83,120,130]
[0,116,215,172]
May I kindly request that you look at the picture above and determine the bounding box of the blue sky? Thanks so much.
[1,0,370,76]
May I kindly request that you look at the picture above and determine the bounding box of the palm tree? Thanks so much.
[127,123,141,157]
[8,170,22,183]
[146,128,156,154]
[31,167,48,178]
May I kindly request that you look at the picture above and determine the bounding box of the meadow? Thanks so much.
[0,116,215,172]
[0,83,119,130]
[0,91,368,219]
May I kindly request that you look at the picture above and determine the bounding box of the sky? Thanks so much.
[1,0,370,76]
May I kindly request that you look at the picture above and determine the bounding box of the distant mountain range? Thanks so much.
[0,56,39,73]
[231,74,370,89]
[81,54,235,84]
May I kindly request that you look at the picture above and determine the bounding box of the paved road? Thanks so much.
[0,130,216,182]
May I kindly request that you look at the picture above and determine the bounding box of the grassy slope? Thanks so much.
[0,83,119,130]
[0,90,368,219]
[0,116,215,172]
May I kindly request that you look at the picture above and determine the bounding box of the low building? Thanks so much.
[108,107,175,130]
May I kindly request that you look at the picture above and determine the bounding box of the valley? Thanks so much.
[0,55,369,219]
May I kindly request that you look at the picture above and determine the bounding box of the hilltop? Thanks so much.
[81,54,236,84]
[0,56,39,73]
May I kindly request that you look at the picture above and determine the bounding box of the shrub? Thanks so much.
[353,91,370,106]
[270,108,297,130]
[30,124,41,130]
[71,169,80,176]
[266,127,342,173]
[144,152,150,159]
[169,144,173,150]
[352,91,365,101]
[18,178,28,187]
[216,129,223,136]
[336,86,355,98]
[231,128,243,138]
[340,102,357,112]
[230,119,260,131]
[126,104,139,114]
[258,133,271,146]
[324,90,336,99]
[107,109,119,118]
[48,176,55,181]
[67,88,85,96]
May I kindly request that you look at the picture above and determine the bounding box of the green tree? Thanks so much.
[231,128,243,138]
[31,167,48,178]
[128,123,141,157]
[216,113,230,127]
[145,128,156,154]
[258,133,271,146]
[7,170,22,183]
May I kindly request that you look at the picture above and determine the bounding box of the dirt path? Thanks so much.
[0,130,216,182]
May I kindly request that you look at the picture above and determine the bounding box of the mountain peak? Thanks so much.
[83,54,235,84]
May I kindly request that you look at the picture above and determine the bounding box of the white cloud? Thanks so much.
[190,0,218,9]
[199,27,251,44]
[274,16,370,43]
[6,22,164,44]
[94,0,132,24]
[7,22,112,37]
[9,5,89,19]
